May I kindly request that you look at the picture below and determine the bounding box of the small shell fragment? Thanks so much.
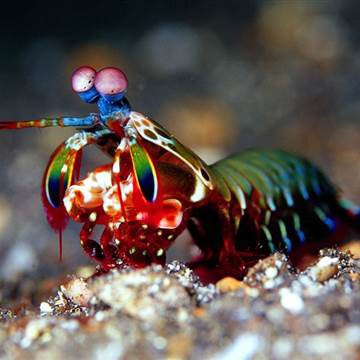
[216,277,247,293]
[309,256,340,282]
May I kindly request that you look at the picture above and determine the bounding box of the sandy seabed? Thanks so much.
[0,245,359,360]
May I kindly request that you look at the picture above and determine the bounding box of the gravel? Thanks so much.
[0,247,359,359]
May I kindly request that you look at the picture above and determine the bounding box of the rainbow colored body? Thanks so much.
[0,66,359,279]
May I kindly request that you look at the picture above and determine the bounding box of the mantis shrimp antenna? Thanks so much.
[0,115,99,130]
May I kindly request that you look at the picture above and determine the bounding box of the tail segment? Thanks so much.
[339,199,360,231]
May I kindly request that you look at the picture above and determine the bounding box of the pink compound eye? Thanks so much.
[71,66,96,93]
[94,67,128,95]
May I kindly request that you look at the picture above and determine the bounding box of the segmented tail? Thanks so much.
[339,199,360,231]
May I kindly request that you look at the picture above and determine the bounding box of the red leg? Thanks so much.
[100,226,118,263]
[80,221,105,262]
[217,207,258,278]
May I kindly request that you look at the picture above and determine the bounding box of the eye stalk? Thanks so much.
[94,67,128,103]
[71,66,99,103]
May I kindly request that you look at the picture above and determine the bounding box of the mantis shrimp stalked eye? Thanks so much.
[0,65,359,280]
[94,67,128,103]
[71,66,99,103]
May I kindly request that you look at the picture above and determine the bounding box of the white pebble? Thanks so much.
[211,333,263,360]
[280,288,304,315]
[39,302,52,314]
[153,336,167,350]
[272,338,293,359]
[265,267,278,279]
[60,320,79,331]
[317,256,339,268]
